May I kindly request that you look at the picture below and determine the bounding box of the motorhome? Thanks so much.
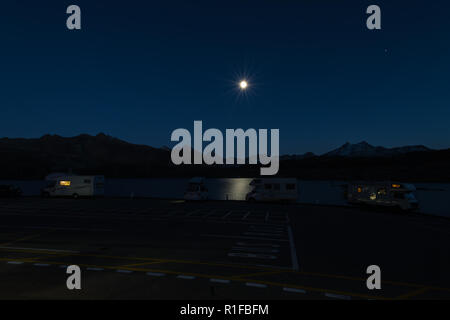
[184,177,208,201]
[245,178,298,203]
[347,181,419,211]
[41,174,105,198]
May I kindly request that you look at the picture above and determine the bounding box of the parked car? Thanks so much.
[0,185,22,198]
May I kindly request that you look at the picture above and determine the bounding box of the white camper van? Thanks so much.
[245,178,298,203]
[347,181,419,211]
[41,174,105,199]
[184,177,208,201]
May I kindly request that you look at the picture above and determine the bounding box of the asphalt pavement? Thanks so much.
[0,198,449,299]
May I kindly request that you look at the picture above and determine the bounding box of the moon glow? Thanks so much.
[239,80,248,90]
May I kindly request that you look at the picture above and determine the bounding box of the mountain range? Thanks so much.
[322,141,431,157]
[0,134,448,181]
[281,141,431,159]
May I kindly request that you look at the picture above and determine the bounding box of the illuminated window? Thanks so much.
[60,181,71,186]
[392,184,401,188]
[357,187,362,193]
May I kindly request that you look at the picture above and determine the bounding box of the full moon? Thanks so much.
[239,80,248,90]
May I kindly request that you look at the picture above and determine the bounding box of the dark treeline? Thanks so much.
[0,134,449,182]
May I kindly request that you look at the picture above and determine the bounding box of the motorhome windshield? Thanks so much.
[404,192,417,201]
[45,181,56,188]
[394,192,416,200]
[252,184,263,191]
[187,184,200,192]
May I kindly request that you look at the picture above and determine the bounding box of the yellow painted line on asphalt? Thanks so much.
[295,270,450,292]
[120,261,166,268]
[231,270,285,279]
[0,257,226,281]
[1,257,47,264]
[395,286,432,300]
[1,246,450,293]
[0,246,79,253]
[1,250,74,263]
[0,233,46,247]
[0,247,281,271]
[41,252,74,259]
[0,232,27,237]
[0,257,387,300]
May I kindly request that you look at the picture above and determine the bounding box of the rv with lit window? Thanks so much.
[245,178,298,203]
[41,174,105,199]
[347,181,419,211]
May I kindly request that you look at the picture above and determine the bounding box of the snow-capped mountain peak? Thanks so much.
[323,141,431,157]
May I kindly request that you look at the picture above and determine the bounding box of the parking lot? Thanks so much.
[0,198,449,299]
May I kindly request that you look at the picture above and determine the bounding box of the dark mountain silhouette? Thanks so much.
[0,134,449,181]
[0,133,171,179]
[281,152,316,161]
[323,141,431,158]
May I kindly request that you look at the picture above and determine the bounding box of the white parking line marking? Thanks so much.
[255,264,292,269]
[246,282,267,288]
[250,224,284,229]
[210,278,230,284]
[228,252,277,260]
[324,293,351,300]
[0,226,112,232]
[242,212,251,220]
[232,246,279,253]
[202,234,289,242]
[244,232,284,237]
[203,210,215,218]
[164,210,177,217]
[200,219,285,226]
[283,287,306,294]
[7,261,24,265]
[116,269,133,274]
[34,263,50,267]
[250,225,284,231]
[236,242,280,248]
[185,210,198,217]
[287,225,299,271]
[249,227,284,232]
[177,275,196,280]
[0,211,288,226]
[147,272,165,277]
[222,211,233,219]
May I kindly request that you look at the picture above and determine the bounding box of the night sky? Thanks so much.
[1,0,449,154]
